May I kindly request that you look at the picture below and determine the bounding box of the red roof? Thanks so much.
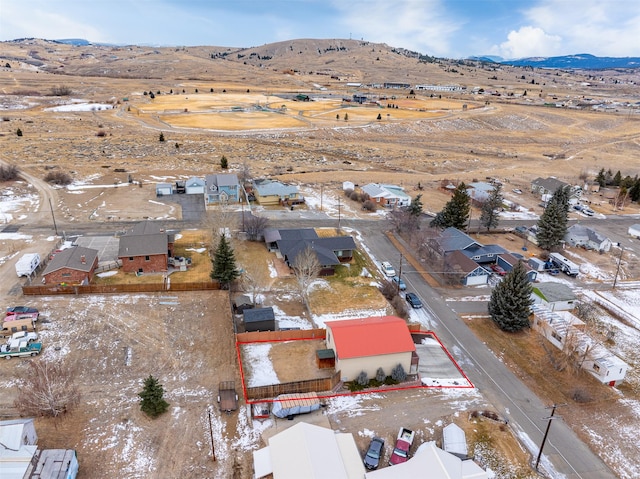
[325,316,415,359]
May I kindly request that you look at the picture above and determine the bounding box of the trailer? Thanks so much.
[271,392,320,418]
[217,381,238,413]
[629,224,640,239]
[15,253,41,277]
[549,252,579,277]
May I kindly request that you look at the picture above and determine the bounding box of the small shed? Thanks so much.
[271,392,320,418]
[156,183,173,196]
[528,257,546,271]
[185,177,205,195]
[233,294,254,314]
[442,423,467,459]
[243,307,275,332]
[316,349,335,369]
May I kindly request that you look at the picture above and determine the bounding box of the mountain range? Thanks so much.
[471,53,640,69]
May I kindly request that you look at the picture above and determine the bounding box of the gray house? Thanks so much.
[185,177,206,195]
[564,224,612,252]
[205,173,240,204]
[461,244,508,264]
[497,253,538,282]
[443,250,489,286]
[429,227,481,256]
[531,282,577,311]
[531,177,570,197]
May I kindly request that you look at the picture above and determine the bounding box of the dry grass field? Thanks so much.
[1,38,640,478]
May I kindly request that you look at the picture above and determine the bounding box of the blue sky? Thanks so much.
[1,0,639,59]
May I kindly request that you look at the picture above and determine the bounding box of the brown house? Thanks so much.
[42,246,99,285]
[118,221,174,274]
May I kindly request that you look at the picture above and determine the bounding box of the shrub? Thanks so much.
[2,116,9,122]
[349,191,361,202]
[51,85,72,96]
[379,280,398,301]
[96,130,106,137]
[0,164,19,181]
[391,295,409,319]
[571,387,593,403]
[44,170,72,185]
[220,155,228,169]
[362,199,376,211]
[375,367,385,383]
[344,188,354,198]
[159,132,165,142]
[16,128,23,137]
[391,364,406,382]
[356,371,368,387]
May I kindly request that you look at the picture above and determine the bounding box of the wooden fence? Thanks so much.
[236,328,326,343]
[246,370,341,400]
[22,281,220,296]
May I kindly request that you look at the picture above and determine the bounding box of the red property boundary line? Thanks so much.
[235,331,474,406]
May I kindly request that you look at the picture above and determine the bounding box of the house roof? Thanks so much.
[445,250,487,275]
[118,233,168,257]
[462,244,507,258]
[128,221,163,236]
[361,183,410,201]
[185,176,205,186]
[498,253,533,270]
[532,282,576,303]
[43,246,98,275]
[326,316,415,359]
[253,179,299,197]
[436,227,481,253]
[365,441,488,479]
[254,422,365,479]
[243,307,275,323]
[566,224,609,244]
[268,228,356,267]
[0,419,34,451]
[532,177,569,193]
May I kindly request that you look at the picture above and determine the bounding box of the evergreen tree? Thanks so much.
[220,155,228,169]
[407,194,423,217]
[158,132,165,142]
[612,170,622,187]
[488,261,534,332]
[139,375,169,418]
[595,168,606,187]
[536,186,569,250]
[16,128,23,137]
[479,183,503,232]
[629,178,640,202]
[430,183,470,230]
[210,233,240,288]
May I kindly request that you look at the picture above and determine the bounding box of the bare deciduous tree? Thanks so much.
[240,261,270,305]
[292,246,321,303]
[15,360,80,417]
[204,202,238,255]
[244,214,269,241]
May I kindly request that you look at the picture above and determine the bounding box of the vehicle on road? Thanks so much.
[512,188,523,194]
[405,292,423,309]
[0,341,42,359]
[391,276,406,291]
[490,264,507,276]
[6,306,39,317]
[364,437,385,470]
[389,427,415,465]
[582,207,595,216]
[381,261,396,277]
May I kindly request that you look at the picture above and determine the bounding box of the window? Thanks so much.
[145,256,150,261]
[551,331,563,343]
[129,257,134,261]
[62,273,71,278]
[593,363,600,372]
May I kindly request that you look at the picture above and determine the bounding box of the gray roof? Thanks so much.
[444,250,486,275]
[532,282,576,302]
[243,307,275,323]
[462,244,507,258]
[253,179,298,197]
[566,224,608,244]
[129,221,163,236]
[531,177,569,193]
[186,177,205,186]
[43,246,98,275]
[436,227,481,253]
[206,173,239,189]
[119,233,168,257]
[268,228,356,267]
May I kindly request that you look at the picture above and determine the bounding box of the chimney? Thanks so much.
[80,255,86,264]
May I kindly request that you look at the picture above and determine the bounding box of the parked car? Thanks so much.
[512,188,523,195]
[364,437,385,470]
[547,268,560,276]
[391,276,406,291]
[6,306,38,317]
[405,292,422,309]
[490,264,507,276]
[381,261,396,277]
[583,207,595,216]
[514,226,528,235]
[573,204,583,211]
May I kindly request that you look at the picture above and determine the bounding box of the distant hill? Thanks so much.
[55,38,91,46]
[497,53,640,69]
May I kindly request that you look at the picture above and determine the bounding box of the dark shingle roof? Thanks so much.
[243,307,275,323]
[118,234,168,257]
[43,246,98,275]
[436,227,481,253]
[270,228,356,267]
[444,250,486,275]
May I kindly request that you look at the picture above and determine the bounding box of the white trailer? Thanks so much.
[628,224,640,239]
[549,252,579,277]
[15,253,41,277]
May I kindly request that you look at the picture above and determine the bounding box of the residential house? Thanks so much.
[461,244,508,264]
[42,246,99,285]
[497,253,538,282]
[243,307,276,332]
[185,176,206,195]
[118,221,174,274]
[429,227,482,256]
[466,182,495,204]
[531,177,569,197]
[0,419,79,479]
[252,179,302,206]
[531,282,577,311]
[155,182,173,196]
[264,228,356,276]
[564,224,612,252]
[361,183,412,208]
[443,250,489,286]
[531,305,628,386]
[253,422,365,479]
[366,441,488,479]
[325,316,417,382]
[205,173,240,204]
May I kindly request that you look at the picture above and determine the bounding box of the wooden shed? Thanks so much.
[316,349,335,369]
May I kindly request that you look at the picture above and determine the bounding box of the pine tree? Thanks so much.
[595,168,606,187]
[479,183,503,232]
[629,178,640,202]
[407,194,423,217]
[430,183,470,230]
[159,132,165,142]
[139,375,169,418]
[210,233,240,288]
[220,155,228,169]
[488,261,533,332]
[536,186,569,250]
[612,170,622,186]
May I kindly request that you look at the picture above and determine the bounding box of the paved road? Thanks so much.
[364,231,617,479]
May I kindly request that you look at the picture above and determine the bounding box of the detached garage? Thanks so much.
[156,183,173,196]
[243,307,276,332]
[185,177,206,195]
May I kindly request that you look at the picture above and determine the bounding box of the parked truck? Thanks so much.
[549,252,579,277]
[0,340,42,359]
[1,318,36,337]
[389,427,415,465]
[15,253,41,277]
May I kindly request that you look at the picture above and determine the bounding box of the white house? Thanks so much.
[361,183,412,208]
[155,183,173,196]
[253,422,365,479]
[564,224,612,252]
[531,305,628,386]
[531,282,577,311]
[184,176,206,195]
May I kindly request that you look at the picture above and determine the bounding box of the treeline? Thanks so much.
[595,168,640,201]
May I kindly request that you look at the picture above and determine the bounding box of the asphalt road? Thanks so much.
[364,230,617,479]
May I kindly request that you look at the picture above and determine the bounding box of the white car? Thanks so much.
[381,261,396,277]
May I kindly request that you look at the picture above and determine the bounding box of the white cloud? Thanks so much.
[495,26,562,59]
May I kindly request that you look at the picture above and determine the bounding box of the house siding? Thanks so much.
[337,351,412,382]
[121,254,167,273]
[44,258,98,285]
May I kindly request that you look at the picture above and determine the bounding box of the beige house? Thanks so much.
[325,316,416,382]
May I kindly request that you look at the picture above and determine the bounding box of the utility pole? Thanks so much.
[337,198,342,232]
[613,246,624,289]
[535,404,564,470]
[396,253,403,294]
[48,198,58,236]
[208,407,216,462]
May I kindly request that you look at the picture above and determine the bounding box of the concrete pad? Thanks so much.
[414,337,465,380]
[73,235,120,264]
